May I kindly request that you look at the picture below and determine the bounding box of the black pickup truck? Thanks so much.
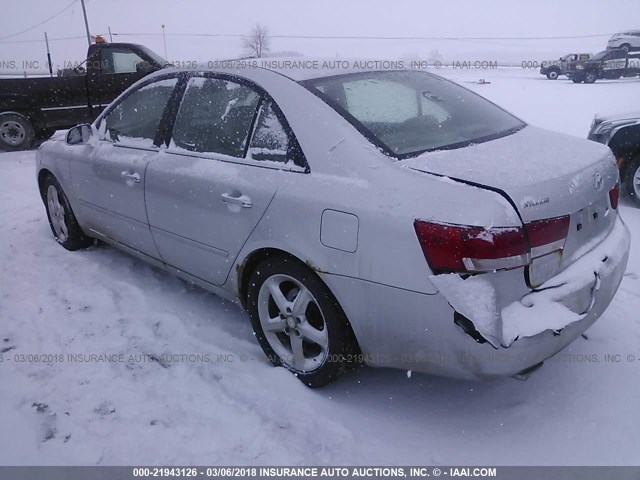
[0,42,168,150]
[588,110,640,206]
[567,48,640,84]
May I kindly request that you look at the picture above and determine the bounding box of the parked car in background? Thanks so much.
[539,53,591,80]
[0,41,167,151]
[589,110,640,206]
[35,66,630,387]
[567,49,640,83]
[607,30,640,52]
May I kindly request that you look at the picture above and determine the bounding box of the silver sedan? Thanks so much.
[36,66,630,387]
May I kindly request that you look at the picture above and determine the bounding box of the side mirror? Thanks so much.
[66,124,92,145]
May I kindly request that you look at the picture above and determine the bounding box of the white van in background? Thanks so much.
[607,30,640,52]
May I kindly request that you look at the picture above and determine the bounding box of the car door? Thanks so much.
[145,75,308,286]
[602,50,626,77]
[71,75,179,258]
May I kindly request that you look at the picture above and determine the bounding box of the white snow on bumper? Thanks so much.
[430,215,631,348]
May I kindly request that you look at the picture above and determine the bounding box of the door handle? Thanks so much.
[121,171,141,183]
[221,192,252,208]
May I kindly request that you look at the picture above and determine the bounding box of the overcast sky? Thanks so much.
[1,0,639,72]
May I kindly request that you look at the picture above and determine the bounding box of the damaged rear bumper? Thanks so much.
[323,216,630,380]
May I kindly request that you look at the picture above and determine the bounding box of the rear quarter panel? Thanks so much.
[227,68,524,296]
[232,143,523,296]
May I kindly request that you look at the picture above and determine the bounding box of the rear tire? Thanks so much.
[0,112,34,151]
[571,76,583,83]
[42,174,93,250]
[584,72,597,84]
[624,155,640,207]
[246,256,356,387]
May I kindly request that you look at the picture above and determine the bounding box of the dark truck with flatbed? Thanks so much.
[567,48,640,84]
[539,53,591,80]
[589,110,640,207]
[0,42,168,150]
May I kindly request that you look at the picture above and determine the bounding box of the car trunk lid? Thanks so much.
[401,126,619,283]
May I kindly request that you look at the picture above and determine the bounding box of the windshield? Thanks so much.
[302,70,525,158]
[139,46,170,67]
[590,51,609,60]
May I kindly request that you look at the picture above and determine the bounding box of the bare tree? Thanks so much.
[242,24,271,58]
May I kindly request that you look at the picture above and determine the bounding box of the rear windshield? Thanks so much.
[302,70,525,158]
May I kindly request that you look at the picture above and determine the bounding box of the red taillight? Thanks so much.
[413,221,529,272]
[609,184,620,209]
[414,215,570,274]
[524,216,570,258]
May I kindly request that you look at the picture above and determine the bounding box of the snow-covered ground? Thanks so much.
[1,68,639,466]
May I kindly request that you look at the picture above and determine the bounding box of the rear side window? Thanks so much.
[171,77,261,157]
[248,101,293,164]
[101,77,177,147]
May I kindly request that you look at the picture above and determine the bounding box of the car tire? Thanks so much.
[571,76,583,83]
[42,174,93,250]
[584,72,597,84]
[624,155,640,207]
[0,112,35,151]
[246,255,357,387]
[546,69,559,80]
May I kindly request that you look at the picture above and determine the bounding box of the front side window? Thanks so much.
[171,77,261,157]
[101,48,147,74]
[101,77,177,147]
[303,70,524,158]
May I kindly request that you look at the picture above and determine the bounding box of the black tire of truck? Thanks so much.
[583,71,598,84]
[0,112,35,151]
[546,68,560,80]
[624,154,640,207]
[571,76,583,83]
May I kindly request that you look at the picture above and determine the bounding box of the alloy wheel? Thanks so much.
[47,185,69,242]
[257,274,328,372]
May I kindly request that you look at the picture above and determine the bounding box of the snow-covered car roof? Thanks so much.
[254,57,410,81]
[162,57,423,82]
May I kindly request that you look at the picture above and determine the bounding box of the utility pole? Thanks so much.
[108,26,113,43]
[161,24,168,60]
[80,0,91,46]
[44,32,53,77]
